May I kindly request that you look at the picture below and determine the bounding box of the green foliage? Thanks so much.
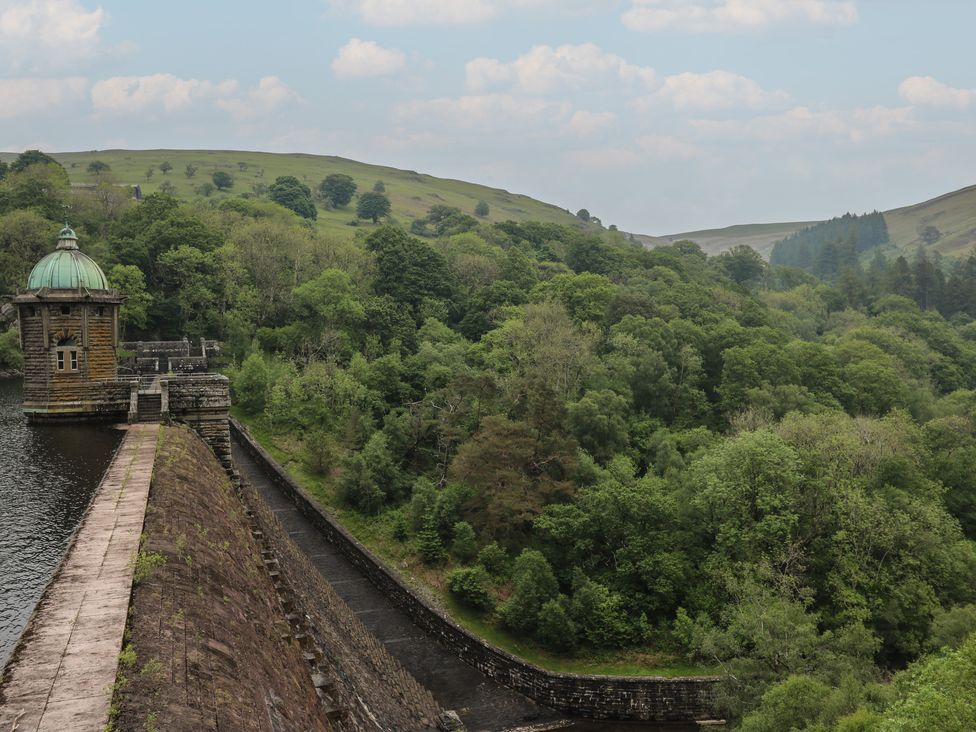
[356,191,391,223]
[0,328,23,371]
[500,549,559,633]
[417,519,446,565]
[878,633,976,731]
[212,170,234,190]
[234,353,271,414]
[269,175,316,219]
[477,541,510,577]
[87,160,111,175]
[319,173,357,207]
[411,205,478,237]
[474,200,489,217]
[447,566,494,611]
[108,264,151,337]
[11,149,58,172]
[158,161,173,175]
[133,550,166,584]
[450,521,478,562]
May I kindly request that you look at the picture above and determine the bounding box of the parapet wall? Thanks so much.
[231,419,719,722]
[165,375,232,470]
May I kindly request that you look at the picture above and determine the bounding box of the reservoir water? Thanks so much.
[0,379,122,669]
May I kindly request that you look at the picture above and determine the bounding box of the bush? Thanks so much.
[232,352,269,414]
[536,597,577,652]
[447,566,494,611]
[477,541,510,577]
[499,549,559,633]
[0,328,23,371]
[417,520,446,565]
[451,521,478,561]
[212,171,234,190]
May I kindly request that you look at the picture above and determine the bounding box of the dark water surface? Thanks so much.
[232,434,702,732]
[0,379,122,669]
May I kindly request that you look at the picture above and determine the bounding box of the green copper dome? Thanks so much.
[26,227,109,291]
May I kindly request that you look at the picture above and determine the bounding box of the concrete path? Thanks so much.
[0,423,159,732]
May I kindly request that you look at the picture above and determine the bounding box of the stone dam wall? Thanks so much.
[231,419,720,723]
[115,425,441,732]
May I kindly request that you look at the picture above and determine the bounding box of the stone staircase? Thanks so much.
[136,392,162,423]
[133,375,163,423]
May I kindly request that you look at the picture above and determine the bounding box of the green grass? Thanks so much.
[235,411,719,678]
[884,184,976,256]
[3,149,592,240]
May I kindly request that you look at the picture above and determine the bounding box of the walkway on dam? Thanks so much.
[231,435,568,732]
[0,424,159,732]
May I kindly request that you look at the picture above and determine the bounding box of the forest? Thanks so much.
[2,150,976,730]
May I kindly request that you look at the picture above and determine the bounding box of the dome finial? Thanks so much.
[56,223,79,251]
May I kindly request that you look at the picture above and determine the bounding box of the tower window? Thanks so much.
[60,305,70,315]
[56,349,78,371]
[56,337,78,372]
[97,306,105,317]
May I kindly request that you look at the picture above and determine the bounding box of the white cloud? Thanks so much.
[332,0,603,26]
[636,134,701,159]
[465,43,655,93]
[395,93,570,129]
[0,77,87,118]
[566,134,701,170]
[332,38,405,78]
[899,75,975,108]
[653,70,787,110]
[691,104,914,143]
[91,74,238,114]
[0,0,105,70]
[568,110,616,136]
[566,146,640,170]
[216,76,301,119]
[622,0,858,33]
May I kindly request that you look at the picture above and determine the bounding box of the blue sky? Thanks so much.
[1,0,975,234]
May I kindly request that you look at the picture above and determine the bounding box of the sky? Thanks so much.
[1,0,975,234]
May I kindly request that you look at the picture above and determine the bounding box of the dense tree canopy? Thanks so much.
[1,151,975,730]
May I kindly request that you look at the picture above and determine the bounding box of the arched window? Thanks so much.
[56,337,78,372]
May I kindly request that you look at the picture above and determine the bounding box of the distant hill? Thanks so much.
[645,221,819,258]
[0,149,591,238]
[884,184,976,256]
[649,184,976,260]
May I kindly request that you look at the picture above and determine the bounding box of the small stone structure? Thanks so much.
[120,337,220,374]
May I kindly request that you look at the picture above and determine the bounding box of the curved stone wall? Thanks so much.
[230,419,719,722]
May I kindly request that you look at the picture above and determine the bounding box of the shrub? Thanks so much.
[451,521,478,561]
[447,566,494,611]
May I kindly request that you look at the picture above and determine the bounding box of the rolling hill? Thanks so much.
[654,184,976,260]
[641,221,819,258]
[4,149,974,260]
[0,149,591,238]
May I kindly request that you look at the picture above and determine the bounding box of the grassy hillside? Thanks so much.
[652,184,976,260]
[652,221,820,257]
[1,149,589,238]
[884,184,976,256]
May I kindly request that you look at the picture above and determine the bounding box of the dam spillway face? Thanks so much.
[109,425,442,732]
